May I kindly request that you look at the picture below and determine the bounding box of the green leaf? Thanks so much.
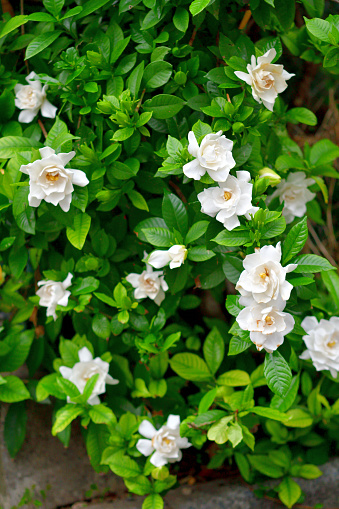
[270,375,300,412]
[142,494,164,509]
[250,407,288,421]
[217,370,251,386]
[143,61,173,90]
[198,388,218,414]
[189,0,210,16]
[0,376,30,403]
[310,139,339,166]
[282,217,308,264]
[228,336,251,356]
[0,329,34,372]
[264,351,292,397]
[143,227,176,247]
[106,451,141,478]
[127,61,144,97]
[74,0,111,19]
[185,220,209,244]
[286,108,317,126]
[129,190,149,211]
[292,254,335,273]
[143,95,185,119]
[207,415,234,444]
[290,464,322,479]
[89,404,116,424]
[248,455,285,478]
[25,31,63,59]
[261,217,286,239]
[13,187,36,234]
[305,17,331,42]
[187,246,215,262]
[321,270,339,312]
[125,475,152,496]
[4,402,27,457]
[0,136,36,158]
[93,293,117,307]
[162,193,188,237]
[43,0,64,16]
[173,7,189,32]
[66,213,91,250]
[169,353,212,381]
[52,404,84,435]
[278,477,302,508]
[285,408,313,428]
[203,327,225,375]
[213,228,251,246]
[0,15,28,39]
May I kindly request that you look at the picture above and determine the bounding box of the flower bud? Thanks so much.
[259,167,281,186]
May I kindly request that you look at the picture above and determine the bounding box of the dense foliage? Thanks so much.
[0,0,338,507]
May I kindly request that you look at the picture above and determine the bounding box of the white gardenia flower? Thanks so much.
[126,259,168,305]
[267,172,316,224]
[183,130,236,182]
[236,242,297,305]
[300,316,339,378]
[236,297,294,353]
[197,171,259,230]
[59,347,119,405]
[19,147,89,212]
[15,71,57,123]
[148,245,187,270]
[36,273,73,320]
[136,415,191,467]
[234,49,294,111]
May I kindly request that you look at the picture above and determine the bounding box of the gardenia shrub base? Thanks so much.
[0,0,338,509]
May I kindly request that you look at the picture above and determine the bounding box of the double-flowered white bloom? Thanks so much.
[148,245,187,270]
[268,172,315,224]
[300,316,339,378]
[235,243,296,352]
[183,131,236,182]
[126,257,168,305]
[15,71,57,123]
[236,297,294,353]
[19,147,89,212]
[59,347,119,405]
[236,242,297,305]
[197,171,258,230]
[36,273,73,321]
[136,415,191,467]
[234,49,294,111]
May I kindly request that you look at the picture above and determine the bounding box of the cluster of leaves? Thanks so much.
[0,0,338,508]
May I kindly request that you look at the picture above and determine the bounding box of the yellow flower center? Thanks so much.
[223,191,232,201]
[327,340,336,348]
[265,315,273,326]
[46,173,59,182]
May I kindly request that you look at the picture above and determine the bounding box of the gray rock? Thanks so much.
[0,402,124,509]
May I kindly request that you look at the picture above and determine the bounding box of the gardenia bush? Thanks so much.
[0,0,338,508]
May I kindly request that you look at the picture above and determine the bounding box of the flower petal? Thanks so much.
[106,374,119,385]
[71,169,89,187]
[148,250,171,269]
[138,419,157,439]
[78,347,93,362]
[59,366,72,379]
[18,109,38,123]
[39,147,55,159]
[187,131,199,157]
[183,158,205,180]
[234,71,252,85]
[166,414,180,429]
[41,99,58,119]
[150,451,168,467]
[136,439,154,457]
[62,272,73,289]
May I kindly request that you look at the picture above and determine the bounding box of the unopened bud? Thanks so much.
[259,167,281,186]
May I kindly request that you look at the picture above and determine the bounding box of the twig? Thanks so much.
[189,27,197,46]
[38,119,48,139]
[308,221,337,268]
[326,178,337,259]
[169,180,187,203]
[238,10,251,30]
[135,89,146,112]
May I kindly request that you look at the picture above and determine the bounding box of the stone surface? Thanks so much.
[0,401,338,509]
[69,459,339,509]
[0,402,124,509]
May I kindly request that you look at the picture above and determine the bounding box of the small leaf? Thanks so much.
[66,213,91,250]
[264,351,292,397]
